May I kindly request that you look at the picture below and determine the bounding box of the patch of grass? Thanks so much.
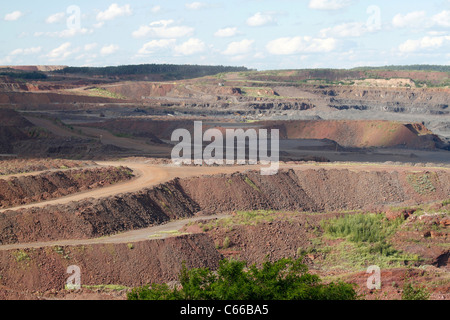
[244,176,260,192]
[320,213,419,270]
[321,241,419,271]
[88,88,127,100]
[322,213,403,244]
[148,230,190,239]
[83,284,128,292]
[407,174,436,195]
[402,280,431,300]
[12,250,30,263]
[223,236,230,249]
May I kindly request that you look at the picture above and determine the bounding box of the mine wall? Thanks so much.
[0,169,449,245]
[0,234,221,292]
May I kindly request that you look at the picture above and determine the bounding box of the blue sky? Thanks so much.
[1,0,449,70]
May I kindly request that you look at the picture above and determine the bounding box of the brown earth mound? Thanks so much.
[261,120,443,149]
[0,234,221,293]
[0,166,133,209]
[0,92,124,106]
[0,159,94,176]
[0,168,448,245]
[0,109,35,153]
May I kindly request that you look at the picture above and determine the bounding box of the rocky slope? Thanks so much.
[0,168,448,245]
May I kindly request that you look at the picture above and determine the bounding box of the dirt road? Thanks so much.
[0,214,227,251]
[1,160,448,249]
[2,160,448,213]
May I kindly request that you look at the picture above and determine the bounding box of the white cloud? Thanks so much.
[223,39,254,55]
[214,27,239,38]
[94,22,105,28]
[46,12,65,24]
[132,20,194,38]
[84,43,98,51]
[47,42,77,60]
[151,5,162,13]
[432,10,450,27]
[4,11,23,21]
[0,56,13,65]
[97,3,132,21]
[308,0,352,10]
[392,11,427,28]
[319,22,368,38]
[246,12,275,27]
[10,47,42,56]
[185,2,207,10]
[266,37,337,55]
[138,39,176,54]
[174,38,206,55]
[398,35,450,53]
[34,28,93,38]
[101,44,119,55]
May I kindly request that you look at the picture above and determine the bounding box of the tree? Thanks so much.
[127,257,357,300]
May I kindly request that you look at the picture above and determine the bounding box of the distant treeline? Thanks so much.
[351,65,450,73]
[0,71,48,80]
[53,64,251,79]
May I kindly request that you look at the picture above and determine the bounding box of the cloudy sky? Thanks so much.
[1,0,449,70]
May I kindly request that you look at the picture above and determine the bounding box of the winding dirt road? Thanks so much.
[1,160,448,250]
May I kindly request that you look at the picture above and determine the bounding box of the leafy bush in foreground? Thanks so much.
[127,258,357,300]
[402,281,431,300]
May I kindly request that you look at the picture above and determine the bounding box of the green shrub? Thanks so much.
[321,213,410,261]
[223,237,230,249]
[402,281,430,300]
[127,258,357,300]
[322,213,402,244]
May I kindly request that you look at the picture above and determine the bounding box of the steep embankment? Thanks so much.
[0,92,125,109]
[261,120,444,149]
[0,167,133,209]
[0,234,221,292]
[0,109,35,153]
[1,168,448,245]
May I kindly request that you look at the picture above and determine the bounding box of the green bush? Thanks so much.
[322,213,402,244]
[402,281,430,300]
[321,213,410,260]
[127,258,357,300]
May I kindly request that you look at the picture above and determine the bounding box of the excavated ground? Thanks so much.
[0,167,448,244]
[0,166,133,209]
[0,234,221,297]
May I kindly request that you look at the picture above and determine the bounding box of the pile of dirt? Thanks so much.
[0,234,222,293]
[0,159,94,176]
[82,119,197,141]
[1,168,448,245]
[340,267,449,300]
[13,138,130,159]
[0,109,34,153]
[0,92,122,106]
[202,212,339,265]
[391,211,449,268]
[260,120,445,149]
[100,82,177,99]
[0,178,200,244]
[0,166,133,208]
